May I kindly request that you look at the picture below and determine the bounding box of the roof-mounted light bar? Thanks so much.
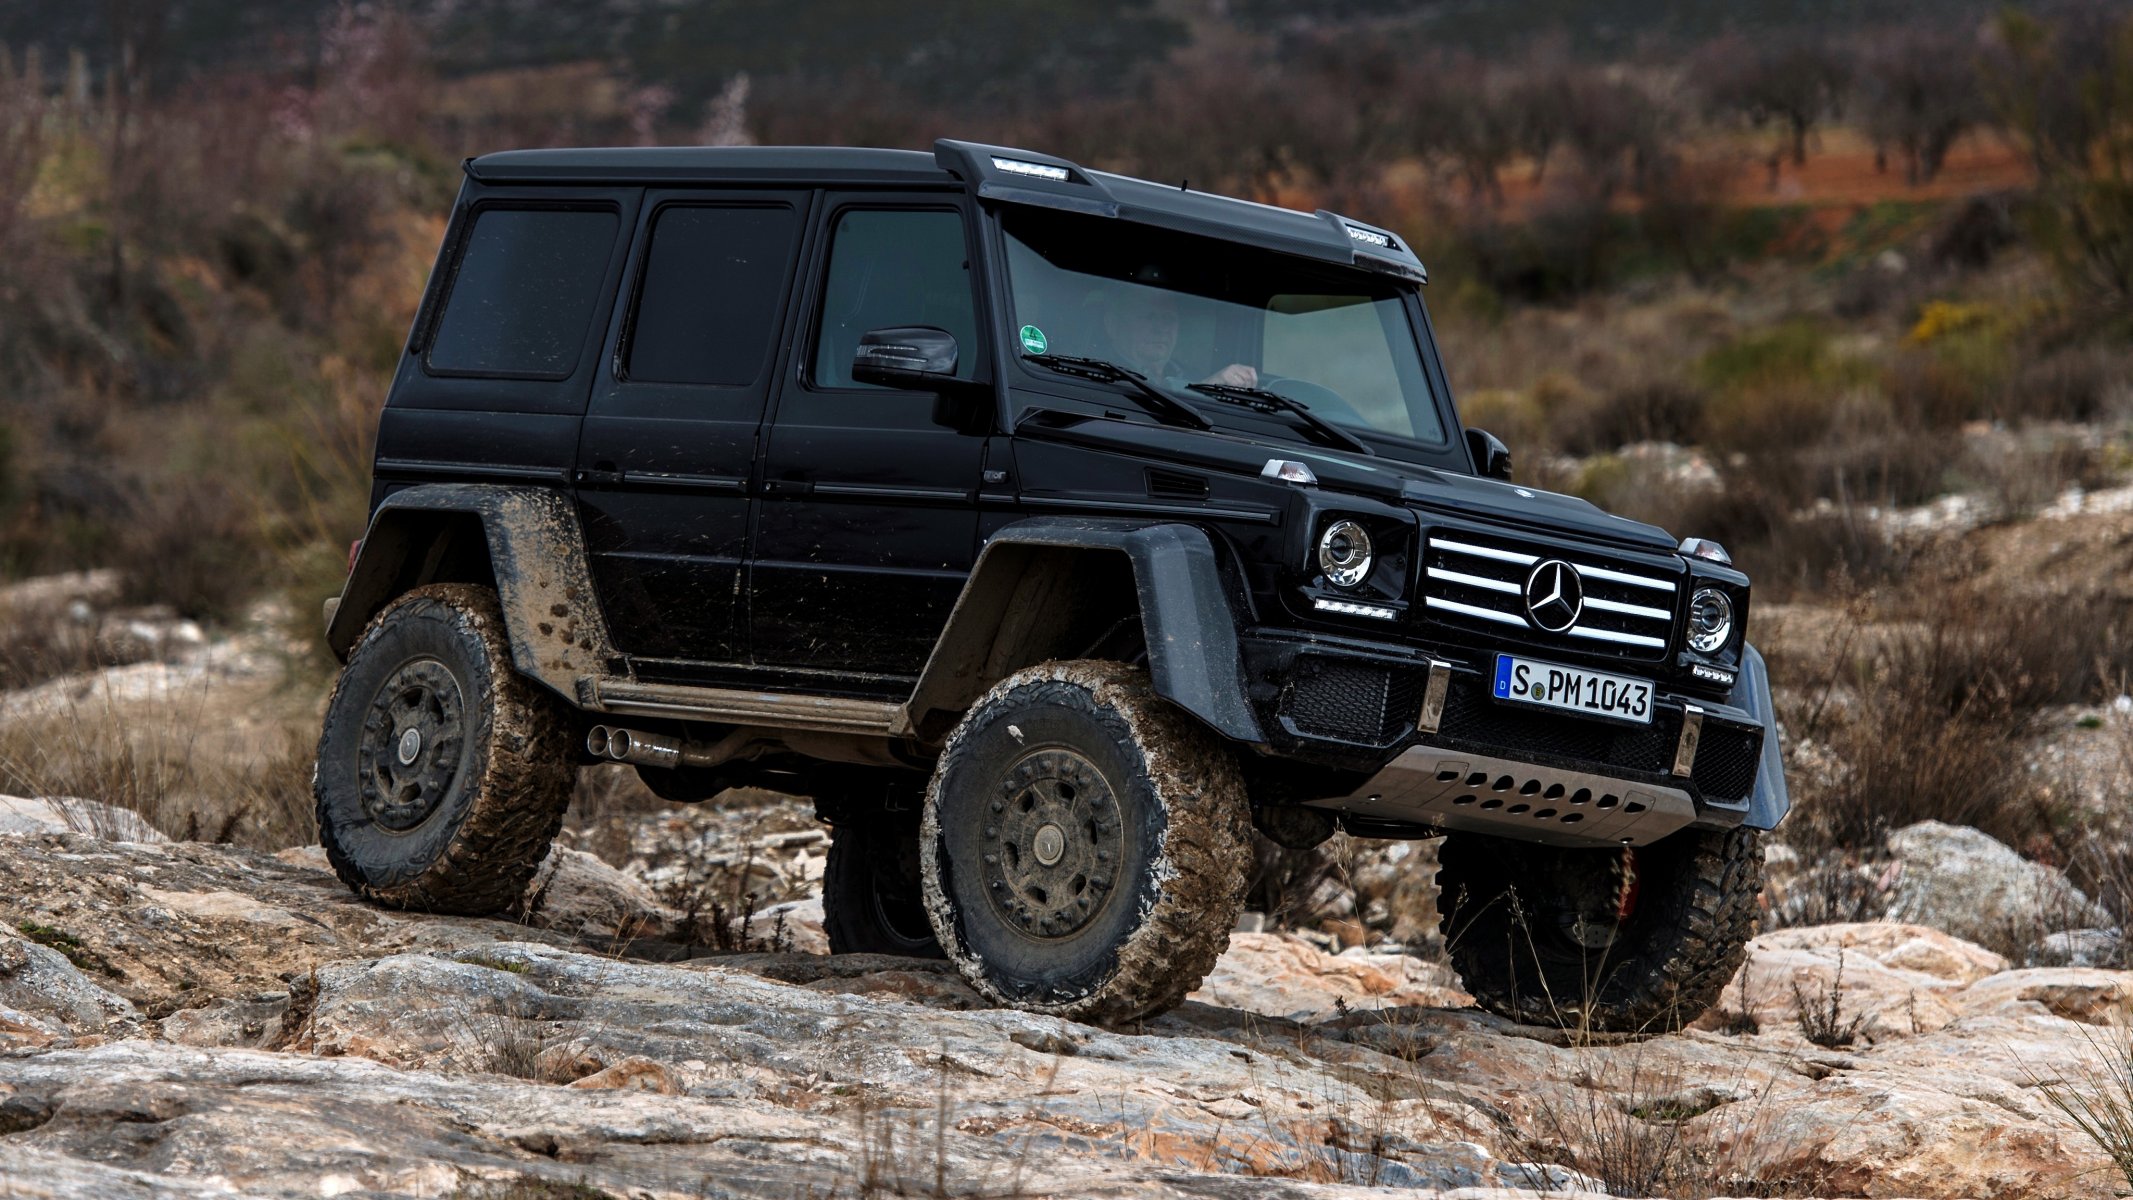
[1346,225,1393,248]
[991,156,1071,182]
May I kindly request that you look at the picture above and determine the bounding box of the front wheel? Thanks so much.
[921,660,1252,1024]
[1437,826,1763,1033]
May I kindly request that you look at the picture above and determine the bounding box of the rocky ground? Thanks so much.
[0,805,2125,1198]
[6,486,2133,1197]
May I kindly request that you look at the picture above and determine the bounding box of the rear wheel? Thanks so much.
[823,817,942,957]
[1437,826,1762,1032]
[313,584,575,914]
[921,660,1252,1024]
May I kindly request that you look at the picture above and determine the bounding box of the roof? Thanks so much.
[463,140,1426,283]
[465,145,952,186]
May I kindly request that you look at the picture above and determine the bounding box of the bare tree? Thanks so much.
[1856,25,1988,186]
[1696,32,1852,189]
[1984,7,2133,312]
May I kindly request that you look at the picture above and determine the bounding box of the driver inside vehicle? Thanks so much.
[1101,287,1259,390]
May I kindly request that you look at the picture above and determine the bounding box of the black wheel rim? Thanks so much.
[980,747,1124,940]
[358,658,468,833]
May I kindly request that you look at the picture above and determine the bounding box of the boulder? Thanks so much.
[510,846,681,942]
[1695,923,2006,1039]
[1189,932,1468,1022]
[1885,821,2110,948]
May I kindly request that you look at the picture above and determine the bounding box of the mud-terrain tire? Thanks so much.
[920,660,1252,1024]
[314,583,575,914]
[824,817,943,958]
[1437,826,1762,1033]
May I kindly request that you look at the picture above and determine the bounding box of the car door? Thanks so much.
[575,190,811,669]
[750,196,991,686]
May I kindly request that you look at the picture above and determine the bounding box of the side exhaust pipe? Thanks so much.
[585,725,750,771]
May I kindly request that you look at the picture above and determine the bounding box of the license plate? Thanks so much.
[1493,654,1653,725]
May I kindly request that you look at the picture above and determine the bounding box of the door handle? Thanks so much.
[576,462,625,486]
[761,479,813,497]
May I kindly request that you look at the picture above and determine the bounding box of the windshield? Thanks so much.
[999,207,1446,447]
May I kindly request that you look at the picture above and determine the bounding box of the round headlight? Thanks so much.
[1688,587,1735,654]
[1318,520,1373,589]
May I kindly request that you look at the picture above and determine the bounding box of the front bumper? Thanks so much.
[1238,632,1767,848]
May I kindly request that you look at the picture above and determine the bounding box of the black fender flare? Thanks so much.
[902,517,1263,745]
[325,484,615,704]
[1728,642,1790,831]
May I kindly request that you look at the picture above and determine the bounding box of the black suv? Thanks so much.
[316,140,1787,1029]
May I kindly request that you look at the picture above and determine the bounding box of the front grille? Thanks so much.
[1421,532,1682,662]
[1692,724,1764,804]
[1436,674,1678,771]
[1280,658,1423,746]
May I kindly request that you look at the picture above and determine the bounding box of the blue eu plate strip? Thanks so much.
[1493,654,1514,698]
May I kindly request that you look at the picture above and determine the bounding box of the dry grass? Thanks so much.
[2030,1019,2133,1193]
[1524,1048,1840,1198]
[0,678,317,849]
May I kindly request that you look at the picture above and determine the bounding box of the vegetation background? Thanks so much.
[4,0,2133,929]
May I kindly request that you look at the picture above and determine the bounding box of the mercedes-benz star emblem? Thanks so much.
[1523,559,1584,633]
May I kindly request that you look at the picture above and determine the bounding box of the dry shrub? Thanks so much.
[1956,431,2114,518]
[1787,579,2132,855]
[117,476,268,624]
[2002,343,2133,423]
[1554,381,1708,456]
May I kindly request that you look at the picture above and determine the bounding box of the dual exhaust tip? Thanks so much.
[585,724,683,770]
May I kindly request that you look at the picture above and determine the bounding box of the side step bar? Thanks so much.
[579,677,905,736]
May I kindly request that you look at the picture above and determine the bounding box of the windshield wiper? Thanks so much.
[1186,383,1374,456]
[1023,354,1211,431]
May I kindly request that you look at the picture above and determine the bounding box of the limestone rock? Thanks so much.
[1189,931,1469,1022]
[2037,926,2124,968]
[1885,821,2109,946]
[510,846,681,941]
[0,832,2129,1198]
[1702,922,2009,1038]
[744,896,827,954]
[0,795,167,843]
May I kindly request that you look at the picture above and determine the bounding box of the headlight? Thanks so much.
[1318,520,1373,589]
[1687,587,1735,654]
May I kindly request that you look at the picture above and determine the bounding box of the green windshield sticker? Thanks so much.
[1018,325,1048,355]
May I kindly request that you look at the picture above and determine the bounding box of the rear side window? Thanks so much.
[626,205,799,387]
[427,207,619,378]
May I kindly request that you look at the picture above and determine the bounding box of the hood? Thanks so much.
[1394,465,1679,553]
[1026,414,1680,553]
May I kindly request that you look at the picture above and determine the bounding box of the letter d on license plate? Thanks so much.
[1492,654,1653,725]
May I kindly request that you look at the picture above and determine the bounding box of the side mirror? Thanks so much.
[1466,427,1513,481]
[852,326,959,389]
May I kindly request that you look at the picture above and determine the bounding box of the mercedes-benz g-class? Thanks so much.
[316,140,1786,1028]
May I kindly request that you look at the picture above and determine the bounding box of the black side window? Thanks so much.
[627,205,800,387]
[428,207,619,378]
[811,209,978,389]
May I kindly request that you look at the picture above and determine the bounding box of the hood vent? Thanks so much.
[1146,469,1211,501]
